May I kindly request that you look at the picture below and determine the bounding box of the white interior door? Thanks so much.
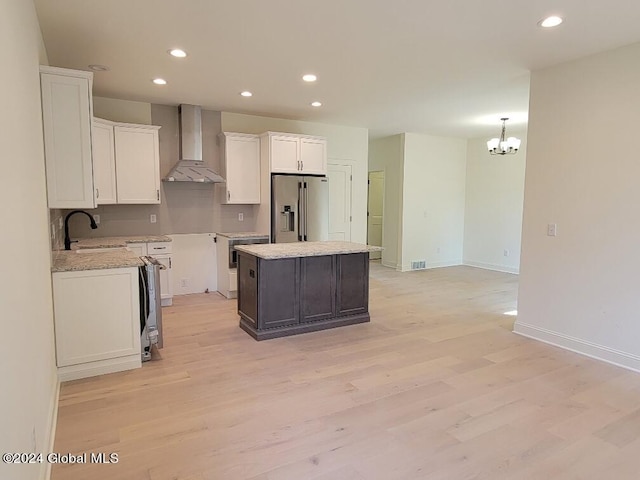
[327,164,352,241]
[368,171,384,259]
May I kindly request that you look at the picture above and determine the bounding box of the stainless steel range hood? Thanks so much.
[163,104,225,183]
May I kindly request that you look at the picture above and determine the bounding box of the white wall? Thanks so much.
[463,134,527,273]
[515,41,640,371]
[0,1,58,479]
[401,133,467,271]
[93,96,152,124]
[368,135,404,268]
[169,234,217,295]
[221,112,369,243]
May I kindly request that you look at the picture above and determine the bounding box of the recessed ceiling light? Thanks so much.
[302,74,317,82]
[88,64,110,71]
[539,15,563,28]
[168,49,187,58]
[240,91,253,97]
[311,101,322,107]
[152,78,167,85]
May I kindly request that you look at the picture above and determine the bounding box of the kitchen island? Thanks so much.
[234,241,382,340]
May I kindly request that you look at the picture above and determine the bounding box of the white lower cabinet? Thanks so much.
[153,254,173,306]
[125,243,147,257]
[53,267,141,381]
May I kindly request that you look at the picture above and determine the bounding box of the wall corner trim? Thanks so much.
[42,377,60,480]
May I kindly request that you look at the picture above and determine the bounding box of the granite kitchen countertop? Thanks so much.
[52,248,144,272]
[216,232,269,239]
[51,235,171,272]
[72,235,172,248]
[234,241,383,259]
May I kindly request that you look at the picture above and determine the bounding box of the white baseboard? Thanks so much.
[42,375,60,480]
[513,321,640,373]
[381,260,397,269]
[58,354,141,382]
[464,260,519,274]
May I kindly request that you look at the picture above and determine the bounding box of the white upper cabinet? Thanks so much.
[220,132,261,204]
[114,124,161,204]
[300,137,327,175]
[262,132,327,175]
[93,120,161,205]
[269,134,300,174]
[40,66,96,209]
[92,118,117,205]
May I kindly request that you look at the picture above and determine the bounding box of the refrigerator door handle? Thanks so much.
[304,181,309,241]
[298,182,304,241]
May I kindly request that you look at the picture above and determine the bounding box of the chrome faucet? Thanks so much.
[64,210,98,250]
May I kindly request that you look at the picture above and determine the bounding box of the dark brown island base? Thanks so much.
[234,241,383,340]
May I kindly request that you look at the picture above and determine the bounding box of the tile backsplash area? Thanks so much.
[49,208,63,251]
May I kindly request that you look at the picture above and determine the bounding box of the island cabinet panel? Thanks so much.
[337,252,369,316]
[237,253,258,327]
[258,258,300,329]
[237,250,370,340]
[300,255,335,323]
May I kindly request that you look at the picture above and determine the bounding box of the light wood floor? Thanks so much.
[52,264,640,480]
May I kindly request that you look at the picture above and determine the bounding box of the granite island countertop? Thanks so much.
[234,241,383,259]
[52,248,144,272]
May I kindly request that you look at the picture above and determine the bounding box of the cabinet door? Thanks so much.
[92,119,117,204]
[258,258,300,329]
[224,134,260,204]
[152,254,173,305]
[115,126,161,204]
[126,243,147,256]
[336,253,369,316]
[40,70,96,209]
[300,137,327,175]
[270,135,300,173]
[300,255,335,323]
[52,268,140,367]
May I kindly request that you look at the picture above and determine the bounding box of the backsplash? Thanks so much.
[49,208,63,251]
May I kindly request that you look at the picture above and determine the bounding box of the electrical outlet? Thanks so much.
[180,278,189,288]
[504,249,510,257]
[150,214,157,224]
[547,223,557,236]
[58,217,63,229]
[238,212,244,222]
[436,247,441,254]
[51,224,56,242]
[93,214,100,225]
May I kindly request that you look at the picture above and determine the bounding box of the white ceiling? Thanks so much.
[34,0,640,139]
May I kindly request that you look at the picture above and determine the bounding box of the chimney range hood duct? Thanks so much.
[163,104,225,183]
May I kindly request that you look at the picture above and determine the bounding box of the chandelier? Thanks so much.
[487,117,521,155]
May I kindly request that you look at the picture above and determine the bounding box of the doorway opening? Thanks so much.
[367,171,384,260]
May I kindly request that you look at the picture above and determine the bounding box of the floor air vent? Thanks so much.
[411,260,427,270]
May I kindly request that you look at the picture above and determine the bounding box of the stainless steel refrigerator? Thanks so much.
[272,174,329,243]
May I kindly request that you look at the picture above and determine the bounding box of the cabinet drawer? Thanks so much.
[148,241,172,254]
